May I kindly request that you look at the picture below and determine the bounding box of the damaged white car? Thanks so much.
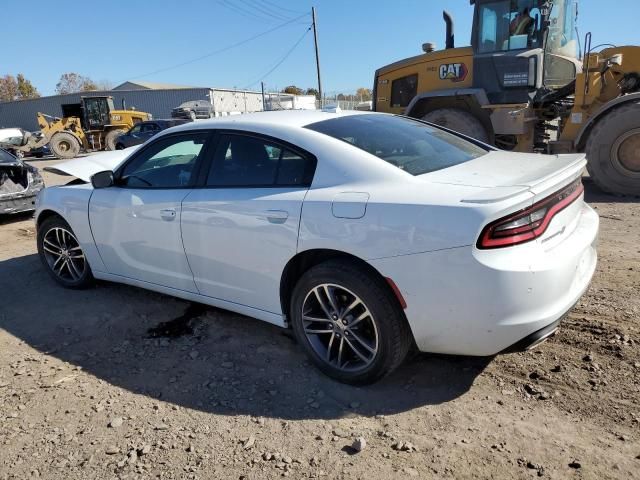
[0,148,45,214]
[33,111,599,384]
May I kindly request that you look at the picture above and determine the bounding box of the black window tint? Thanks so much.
[390,74,418,108]
[305,114,487,176]
[207,134,314,187]
[120,133,208,188]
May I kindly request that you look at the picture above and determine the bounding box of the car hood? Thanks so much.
[44,146,140,182]
[420,151,587,203]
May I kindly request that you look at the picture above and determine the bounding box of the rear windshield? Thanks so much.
[305,114,488,176]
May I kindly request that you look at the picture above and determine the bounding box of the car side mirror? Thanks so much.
[91,170,114,189]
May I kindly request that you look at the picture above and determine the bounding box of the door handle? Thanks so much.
[264,209,289,224]
[160,208,176,221]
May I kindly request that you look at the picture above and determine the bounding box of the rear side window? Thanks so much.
[207,134,315,187]
[305,114,488,176]
[390,74,418,108]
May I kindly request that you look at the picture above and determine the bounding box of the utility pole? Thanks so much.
[311,7,323,103]
[261,82,266,111]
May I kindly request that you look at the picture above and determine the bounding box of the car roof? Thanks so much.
[167,109,375,133]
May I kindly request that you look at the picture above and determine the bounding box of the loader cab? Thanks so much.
[470,0,581,103]
[82,97,114,130]
[61,97,115,131]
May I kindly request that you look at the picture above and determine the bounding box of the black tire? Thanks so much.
[105,129,126,151]
[189,110,197,121]
[50,132,80,159]
[585,102,640,196]
[115,143,125,150]
[290,260,413,385]
[37,215,93,289]
[422,108,489,143]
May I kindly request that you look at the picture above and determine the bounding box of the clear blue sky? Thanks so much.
[4,0,639,96]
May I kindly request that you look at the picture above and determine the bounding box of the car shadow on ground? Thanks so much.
[583,177,639,204]
[0,211,34,226]
[0,253,490,421]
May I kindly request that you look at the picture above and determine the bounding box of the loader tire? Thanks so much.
[586,102,640,196]
[50,132,81,159]
[105,129,126,151]
[422,108,489,143]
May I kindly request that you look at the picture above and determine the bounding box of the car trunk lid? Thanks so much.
[420,150,586,201]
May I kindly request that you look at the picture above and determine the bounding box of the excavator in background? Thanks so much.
[9,96,151,159]
[373,0,640,195]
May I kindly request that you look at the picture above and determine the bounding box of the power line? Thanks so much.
[261,0,306,15]
[241,0,290,21]
[244,26,312,89]
[123,13,309,81]
[217,0,282,23]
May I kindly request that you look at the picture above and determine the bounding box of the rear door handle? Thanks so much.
[264,209,289,224]
[160,208,176,221]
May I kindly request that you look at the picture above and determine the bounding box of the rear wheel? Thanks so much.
[290,260,412,385]
[105,129,126,151]
[50,132,80,159]
[422,108,489,143]
[586,102,640,196]
[189,110,197,121]
[37,216,93,289]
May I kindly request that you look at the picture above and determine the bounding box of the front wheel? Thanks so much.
[50,132,80,159]
[37,216,93,289]
[290,260,412,384]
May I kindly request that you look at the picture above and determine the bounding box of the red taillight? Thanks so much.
[477,178,584,249]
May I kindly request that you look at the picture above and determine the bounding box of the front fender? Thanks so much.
[36,185,106,273]
[404,88,490,117]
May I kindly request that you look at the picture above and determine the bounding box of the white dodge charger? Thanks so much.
[36,110,599,384]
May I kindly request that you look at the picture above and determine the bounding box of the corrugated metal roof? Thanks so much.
[113,81,201,90]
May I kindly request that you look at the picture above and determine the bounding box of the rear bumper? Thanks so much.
[369,203,599,356]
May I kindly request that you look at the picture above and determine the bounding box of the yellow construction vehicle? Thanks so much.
[23,96,151,159]
[373,0,640,195]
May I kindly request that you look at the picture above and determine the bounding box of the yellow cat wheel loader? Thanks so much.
[373,0,640,195]
[19,96,152,159]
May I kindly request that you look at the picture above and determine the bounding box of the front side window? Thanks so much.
[207,134,314,187]
[306,114,488,176]
[390,74,418,108]
[120,133,208,188]
[128,124,142,135]
[477,0,543,53]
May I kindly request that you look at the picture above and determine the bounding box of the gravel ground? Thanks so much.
[0,159,638,479]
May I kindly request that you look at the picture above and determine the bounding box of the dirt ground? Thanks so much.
[0,159,638,480]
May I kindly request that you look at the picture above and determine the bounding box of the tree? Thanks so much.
[305,87,319,99]
[95,79,114,91]
[16,74,39,99]
[282,85,303,95]
[55,73,98,95]
[0,75,18,102]
[356,87,372,101]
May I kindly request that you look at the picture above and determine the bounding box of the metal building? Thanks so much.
[0,82,310,131]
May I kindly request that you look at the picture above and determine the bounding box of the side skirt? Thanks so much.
[92,271,286,328]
